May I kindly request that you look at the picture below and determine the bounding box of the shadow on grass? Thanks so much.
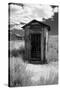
[9,48,25,57]
[8,48,28,63]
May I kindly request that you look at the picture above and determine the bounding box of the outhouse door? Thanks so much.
[30,33,41,61]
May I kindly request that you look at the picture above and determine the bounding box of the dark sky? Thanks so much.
[45,13,58,35]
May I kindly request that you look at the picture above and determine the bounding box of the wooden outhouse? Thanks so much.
[22,20,50,64]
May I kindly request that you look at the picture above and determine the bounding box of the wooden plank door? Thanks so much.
[31,33,41,60]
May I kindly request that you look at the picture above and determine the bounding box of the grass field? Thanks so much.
[9,35,58,87]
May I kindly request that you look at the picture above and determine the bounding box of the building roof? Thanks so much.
[22,19,50,31]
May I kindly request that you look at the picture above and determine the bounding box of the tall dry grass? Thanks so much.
[10,56,58,86]
[9,35,58,87]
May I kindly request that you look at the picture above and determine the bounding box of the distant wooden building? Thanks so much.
[22,20,50,64]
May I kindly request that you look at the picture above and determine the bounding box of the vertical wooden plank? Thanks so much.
[25,27,30,60]
[28,32,31,60]
[43,28,48,63]
[45,29,48,60]
[41,28,44,62]
[43,28,47,63]
[24,28,27,60]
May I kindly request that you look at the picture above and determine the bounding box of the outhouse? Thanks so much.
[22,20,50,64]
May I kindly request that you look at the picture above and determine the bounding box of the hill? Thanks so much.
[9,29,24,41]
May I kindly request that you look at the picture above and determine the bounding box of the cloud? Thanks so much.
[9,4,58,30]
[54,7,58,13]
